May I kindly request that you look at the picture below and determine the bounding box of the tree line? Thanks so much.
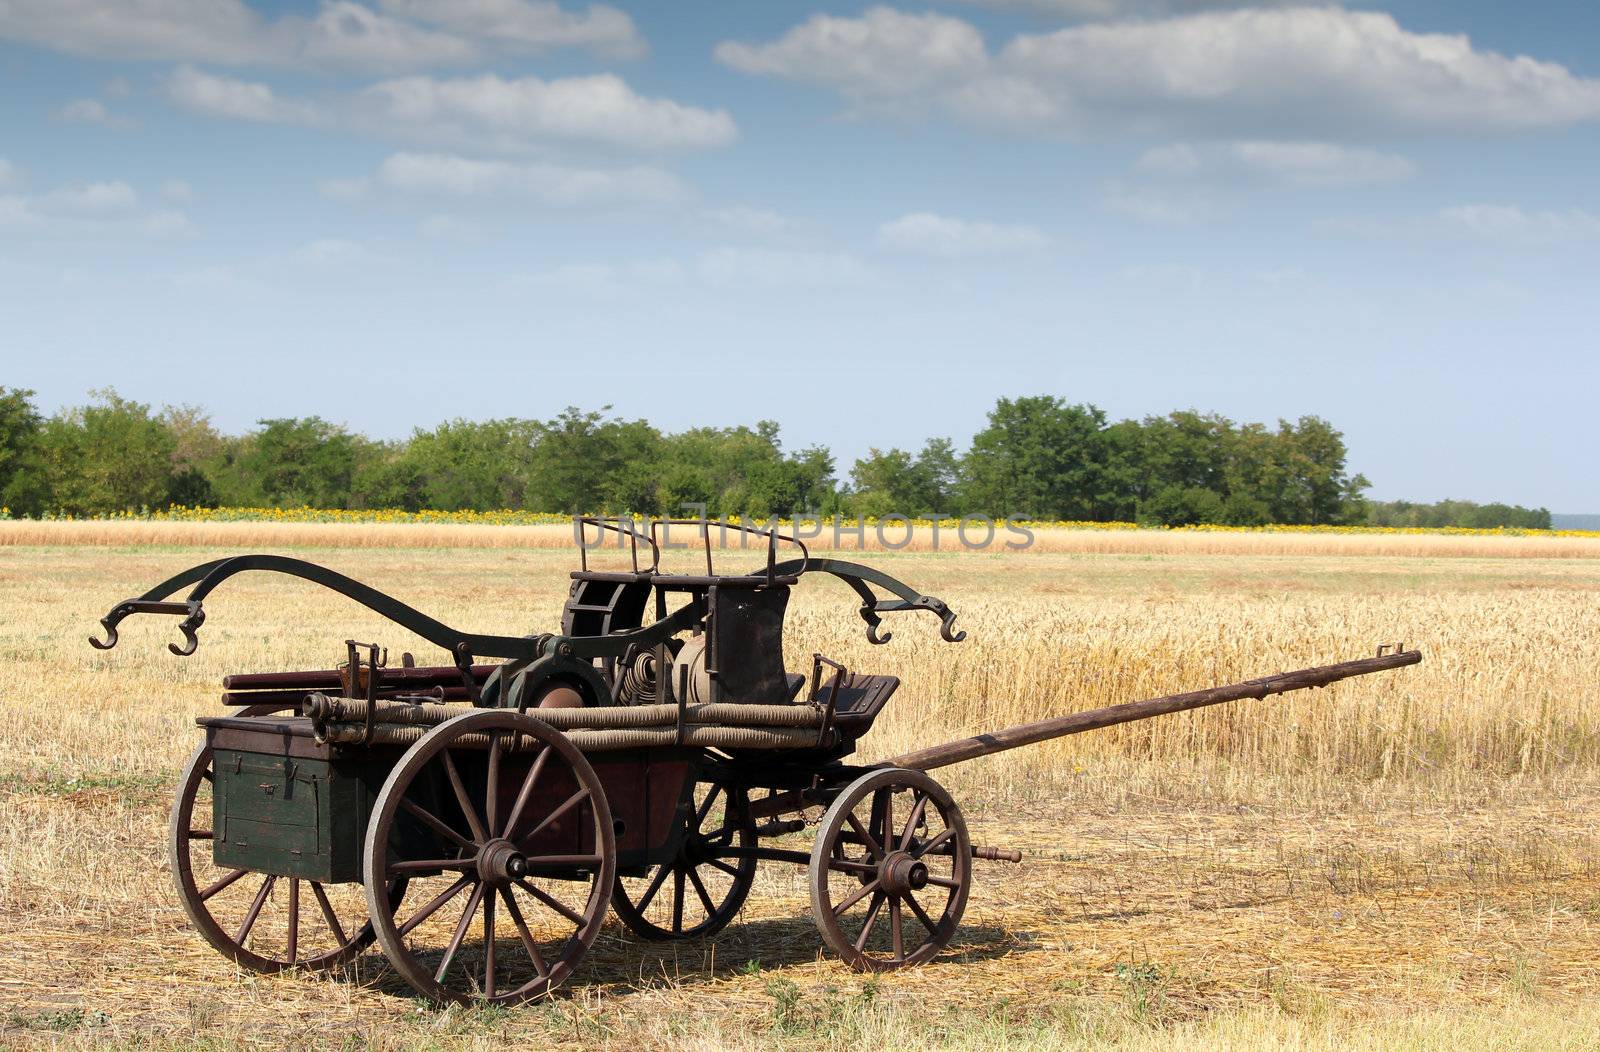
[0,387,1551,529]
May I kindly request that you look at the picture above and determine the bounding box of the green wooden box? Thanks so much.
[203,717,394,884]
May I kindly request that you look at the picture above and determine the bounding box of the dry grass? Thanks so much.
[1,537,1597,1049]
[6,518,1600,559]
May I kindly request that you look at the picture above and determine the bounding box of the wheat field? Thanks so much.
[1,526,1598,1049]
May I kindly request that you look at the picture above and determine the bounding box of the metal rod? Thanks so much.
[886,649,1421,773]
[222,665,497,691]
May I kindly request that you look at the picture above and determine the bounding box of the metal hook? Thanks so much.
[864,613,893,646]
[88,618,119,651]
[168,617,202,657]
[939,610,966,643]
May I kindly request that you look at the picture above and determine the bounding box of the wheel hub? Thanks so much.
[879,851,929,895]
[477,838,527,885]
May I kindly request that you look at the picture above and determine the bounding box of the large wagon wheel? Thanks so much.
[612,777,757,940]
[808,768,971,972]
[169,723,403,972]
[363,710,616,1005]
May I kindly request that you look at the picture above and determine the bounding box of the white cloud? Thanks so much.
[418,213,481,241]
[295,237,372,264]
[1102,183,1212,225]
[0,159,24,192]
[374,0,644,59]
[952,0,1299,18]
[373,151,686,205]
[1135,140,1416,187]
[512,248,870,294]
[699,205,813,242]
[358,72,736,151]
[0,0,642,73]
[718,6,1600,138]
[42,180,139,213]
[876,212,1050,256]
[57,98,111,124]
[319,176,373,202]
[1437,204,1600,243]
[167,66,324,124]
[716,8,986,113]
[161,179,194,201]
[696,247,872,289]
[0,176,194,237]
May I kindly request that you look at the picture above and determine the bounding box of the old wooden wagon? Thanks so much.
[89,517,1419,1004]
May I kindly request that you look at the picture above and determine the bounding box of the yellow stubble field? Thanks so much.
[1,522,1598,1050]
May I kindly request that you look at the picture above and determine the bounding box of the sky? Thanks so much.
[1,1,1597,511]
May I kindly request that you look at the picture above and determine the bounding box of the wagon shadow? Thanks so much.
[344,914,1023,1004]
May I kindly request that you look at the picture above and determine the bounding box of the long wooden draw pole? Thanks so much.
[885,648,1422,773]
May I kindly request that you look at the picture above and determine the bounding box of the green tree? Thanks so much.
[1270,416,1367,524]
[36,389,178,515]
[0,387,47,515]
[402,418,541,511]
[962,396,1109,519]
[848,438,956,517]
[528,407,664,514]
[229,417,361,508]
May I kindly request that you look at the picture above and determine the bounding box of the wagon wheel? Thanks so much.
[363,710,616,1005]
[169,731,404,973]
[808,768,970,972]
[612,777,756,940]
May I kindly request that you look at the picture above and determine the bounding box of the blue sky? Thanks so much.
[2,1,1596,510]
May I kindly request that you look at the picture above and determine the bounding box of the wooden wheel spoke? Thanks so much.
[694,784,723,828]
[523,853,602,869]
[502,744,552,842]
[286,879,300,963]
[925,874,962,890]
[899,792,929,851]
[188,829,214,840]
[389,858,476,874]
[485,732,504,837]
[200,769,214,784]
[499,887,549,980]
[434,881,485,983]
[309,882,348,946]
[889,895,904,961]
[516,789,590,848]
[482,888,497,999]
[902,890,939,936]
[198,867,249,901]
[632,864,673,915]
[844,812,884,860]
[671,867,685,933]
[400,798,473,851]
[704,858,743,880]
[831,877,881,918]
[234,875,276,946]
[910,828,953,860]
[701,824,737,846]
[441,750,488,846]
[853,892,886,952]
[397,873,473,938]
[685,866,718,917]
[825,857,878,878]
[514,878,589,929]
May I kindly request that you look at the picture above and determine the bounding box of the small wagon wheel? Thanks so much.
[169,729,404,973]
[612,777,757,940]
[808,767,971,972]
[363,710,616,1005]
